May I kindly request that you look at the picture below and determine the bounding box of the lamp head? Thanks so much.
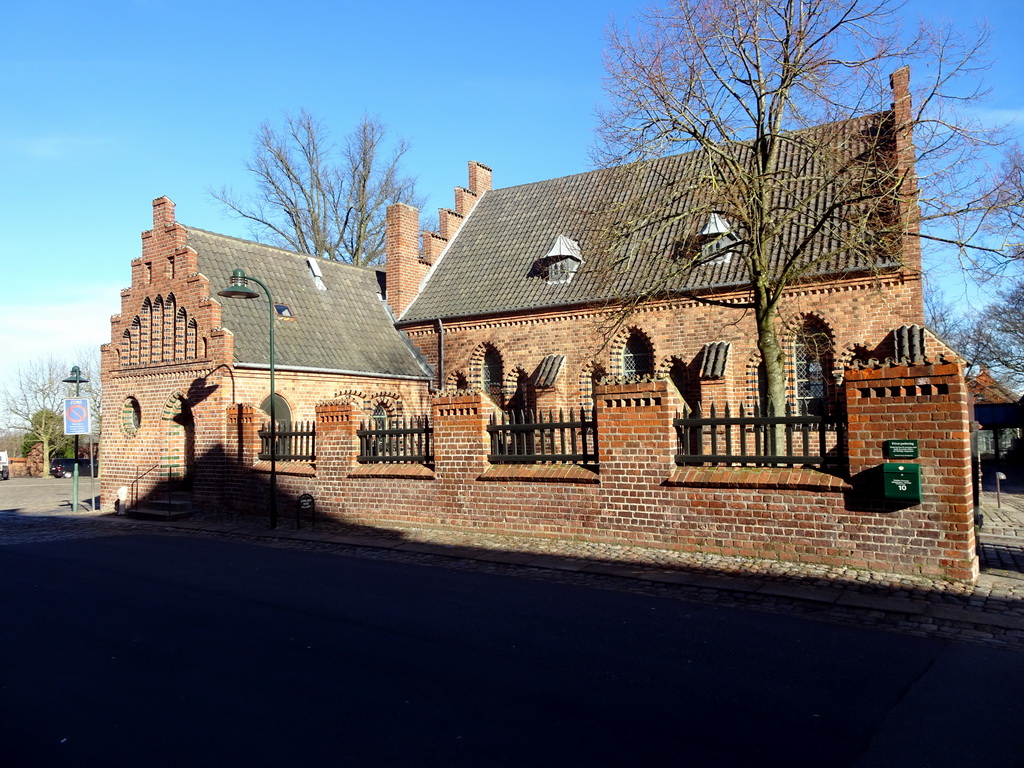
[62,365,89,385]
[217,268,260,300]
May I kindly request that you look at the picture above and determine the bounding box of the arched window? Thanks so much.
[371,404,389,430]
[140,299,151,365]
[129,316,142,366]
[151,295,164,364]
[260,393,293,457]
[186,318,198,360]
[121,326,133,368]
[794,321,832,415]
[622,331,653,379]
[175,307,187,361]
[165,294,177,362]
[259,393,292,426]
[482,347,503,395]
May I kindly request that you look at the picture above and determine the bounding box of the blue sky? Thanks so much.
[2,0,1022,397]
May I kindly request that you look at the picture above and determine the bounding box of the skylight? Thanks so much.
[307,256,327,291]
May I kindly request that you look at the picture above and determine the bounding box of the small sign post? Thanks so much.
[297,493,315,530]
[63,398,91,512]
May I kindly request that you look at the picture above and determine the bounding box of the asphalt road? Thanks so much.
[2,532,1023,767]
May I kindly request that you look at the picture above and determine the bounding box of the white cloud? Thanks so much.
[971,107,1024,129]
[2,135,109,160]
[1,290,119,397]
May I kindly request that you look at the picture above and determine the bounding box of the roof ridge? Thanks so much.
[489,108,892,194]
[182,225,381,275]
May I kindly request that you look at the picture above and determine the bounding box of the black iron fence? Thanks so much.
[258,421,316,461]
[673,402,842,468]
[488,408,598,468]
[358,416,434,465]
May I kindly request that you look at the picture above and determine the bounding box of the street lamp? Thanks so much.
[62,365,89,512]
[217,268,278,529]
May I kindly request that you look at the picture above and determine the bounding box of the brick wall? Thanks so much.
[402,272,924,414]
[222,362,975,582]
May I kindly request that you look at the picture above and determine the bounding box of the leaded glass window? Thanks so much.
[482,348,503,394]
[795,327,830,415]
[623,333,653,378]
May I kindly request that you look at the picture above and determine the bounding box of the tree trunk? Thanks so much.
[754,287,787,417]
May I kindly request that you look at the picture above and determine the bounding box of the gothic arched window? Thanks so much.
[622,332,653,379]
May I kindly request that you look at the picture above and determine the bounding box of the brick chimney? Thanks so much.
[385,203,430,318]
[889,66,923,322]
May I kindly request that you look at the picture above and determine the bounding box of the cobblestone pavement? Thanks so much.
[4,476,1024,652]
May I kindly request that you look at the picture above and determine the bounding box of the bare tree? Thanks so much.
[2,357,73,464]
[973,281,1024,388]
[1,349,101,461]
[593,0,1015,415]
[213,112,422,267]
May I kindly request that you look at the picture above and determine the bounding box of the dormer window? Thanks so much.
[541,235,583,285]
[700,213,739,262]
[274,303,295,320]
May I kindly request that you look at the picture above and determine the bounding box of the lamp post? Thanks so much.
[62,366,90,512]
[217,268,278,529]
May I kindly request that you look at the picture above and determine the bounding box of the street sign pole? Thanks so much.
[63,396,91,511]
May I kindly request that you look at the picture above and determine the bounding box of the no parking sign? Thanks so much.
[63,398,91,436]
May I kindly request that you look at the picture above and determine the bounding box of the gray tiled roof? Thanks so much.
[186,227,431,378]
[401,114,899,323]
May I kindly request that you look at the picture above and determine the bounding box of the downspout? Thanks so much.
[437,318,445,391]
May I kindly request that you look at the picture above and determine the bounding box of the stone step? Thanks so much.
[129,497,193,522]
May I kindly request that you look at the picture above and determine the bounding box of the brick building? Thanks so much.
[101,68,978,581]
[99,198,433,512]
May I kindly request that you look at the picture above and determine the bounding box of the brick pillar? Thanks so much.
[226,404,261,465]
[596,379,684,526]
[221,404,262,512]
[422,231,447,263]
[384,203,429,318]
[439,208,464,240]
[468,161,492,196]
[454,187,477,217]
[890,66,923,323]
[314,400,360,517]
[845,361,977,581]
[432,391,497,520]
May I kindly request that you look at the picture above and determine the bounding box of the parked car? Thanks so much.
[0,451,8,481]
[50,458,98,479]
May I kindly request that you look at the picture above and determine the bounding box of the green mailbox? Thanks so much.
[883,463,922,503]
